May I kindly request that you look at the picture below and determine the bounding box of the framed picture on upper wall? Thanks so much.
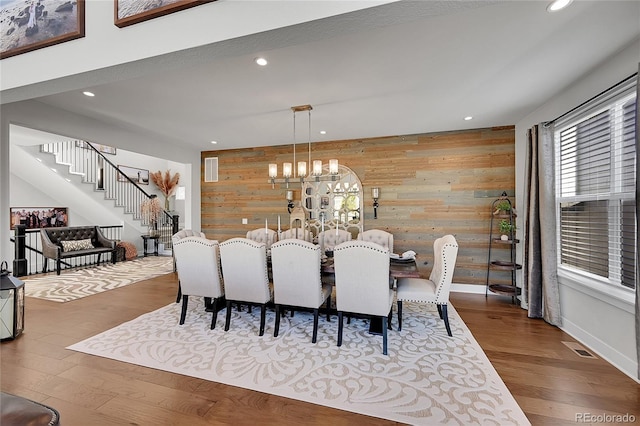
[118,165,149,185]
[10,207,68,230]
[114,0,215,28]
[0,0,85,60]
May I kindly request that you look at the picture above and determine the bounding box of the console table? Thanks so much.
[141,234,159,257]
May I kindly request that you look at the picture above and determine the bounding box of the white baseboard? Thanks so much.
[560,317,639,384]
[451,283,498,295]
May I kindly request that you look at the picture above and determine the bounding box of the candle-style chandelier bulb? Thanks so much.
[283,162,292,178]
[313,160,323,177]
[298,161,307,178]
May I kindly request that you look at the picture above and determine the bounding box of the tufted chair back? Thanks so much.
[219,238,271,305]
[358,229,394,253]
[317,229,352,253]
[172,229,206,244]
[246,228,278,251]
[279,228,313,242]
[43,226,101,246]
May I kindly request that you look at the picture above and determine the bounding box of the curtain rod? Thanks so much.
[543,72,637,127]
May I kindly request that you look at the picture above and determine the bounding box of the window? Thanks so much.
[555,76,636,290]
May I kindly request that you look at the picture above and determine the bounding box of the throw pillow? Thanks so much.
[61,239,94,252]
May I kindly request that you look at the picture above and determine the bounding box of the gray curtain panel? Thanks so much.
[523,124,562,326]
[636,64,640,379]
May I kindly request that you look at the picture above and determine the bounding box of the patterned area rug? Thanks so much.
[24,257,174,302]
[68,298,530,425]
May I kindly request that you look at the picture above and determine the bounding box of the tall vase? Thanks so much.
[164,197,170,211]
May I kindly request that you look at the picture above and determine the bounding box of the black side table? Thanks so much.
[141,235,159,256]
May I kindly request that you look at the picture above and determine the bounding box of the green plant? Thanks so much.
[498,219,515,234]
[496,200,511,211]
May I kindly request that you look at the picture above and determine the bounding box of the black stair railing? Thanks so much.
[39,141,178,247]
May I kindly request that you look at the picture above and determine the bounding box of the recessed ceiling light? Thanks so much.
[65,178,71,182]
[36,158,42,162]
[319,130,327,135]
[255,57,268,66]
[83,91,95,97]
[210,140,218,144]
[51,168,57,173]
[464,116,473,121]
[547,0,573,12]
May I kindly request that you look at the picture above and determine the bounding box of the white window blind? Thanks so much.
[555,75,637,290]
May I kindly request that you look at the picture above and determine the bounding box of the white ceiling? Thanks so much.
[12,0,640,151]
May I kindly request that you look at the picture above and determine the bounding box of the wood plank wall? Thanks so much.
[201,126,515,286]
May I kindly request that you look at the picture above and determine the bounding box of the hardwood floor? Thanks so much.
[1,271,638,425]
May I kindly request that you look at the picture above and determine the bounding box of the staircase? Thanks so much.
[39,140,177,247]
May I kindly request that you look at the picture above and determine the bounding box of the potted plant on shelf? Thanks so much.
[494,200,511,216]
[498,219,515,240]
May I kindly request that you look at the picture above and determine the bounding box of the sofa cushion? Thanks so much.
[61,238,94,252]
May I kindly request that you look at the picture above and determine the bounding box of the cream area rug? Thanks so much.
[68,298,530,425]
[24,256,174,302]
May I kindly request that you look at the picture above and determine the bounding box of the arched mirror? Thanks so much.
[302,165,363,238]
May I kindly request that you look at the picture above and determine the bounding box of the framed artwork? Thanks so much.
[75,141,117,155]
[1,0,85,60]
[114,0,214,28]
[118,165,149,185]
[10,207,68,230]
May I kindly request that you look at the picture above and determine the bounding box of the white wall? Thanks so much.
[0,1,395,97]
[514,38,640,381]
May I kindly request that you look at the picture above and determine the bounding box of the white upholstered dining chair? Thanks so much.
[173,236,225,329]
[246,228,278,251]
[317,229,352,253]
[279,228,313,242]
[270,239,332,343]
[396,234,458,336]
[333,240,394,355]
[358,229,394,253]
[219,237,272,336]
[172,229,208,302]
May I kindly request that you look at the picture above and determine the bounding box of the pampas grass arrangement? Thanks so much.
[150,170,180,210]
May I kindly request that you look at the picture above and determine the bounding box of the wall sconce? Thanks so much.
[372,187,380,219]
[286,190,294,213]
[175,186,186,201]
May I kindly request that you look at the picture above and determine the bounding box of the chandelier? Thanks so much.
[269,104,339,188]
